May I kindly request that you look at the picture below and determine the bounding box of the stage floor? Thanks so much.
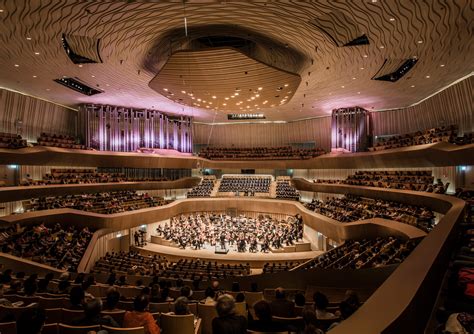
[135,242,322,268]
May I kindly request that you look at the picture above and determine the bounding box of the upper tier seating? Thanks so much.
[37,132,85,150]
[301,237,420,270]
[199,146,325,160]
[218,176,271,194]
[275,178,300,201]
[368,125,457,151]
[20,168,168,186]
[305,195,435,232]
[262,261,301,273]
[24,191,168,214]
[313,170,449,193]
[0,132,27,149]
[187,179,215,198]
[0,222,93,271]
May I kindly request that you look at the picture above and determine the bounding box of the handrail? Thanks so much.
[1,142,473,169]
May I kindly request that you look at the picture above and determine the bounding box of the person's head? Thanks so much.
[215,294,236,317]
[275,287,286,300]
[174,296,190,315]
[70,286,85,306]
[16,307,45,334]
[313,292,329,311]
[250,282,258,292]
[150,284,160,298]
[211,280,219,290]
[176,278,184,288]
[58,280,70,293]
[302,307,320,334]
[339,300,356,320]
[9,280,21,292]
[235,292,245,303]
[231,282,240,292]
[23,278,37,296]
[133,294,150,312]
[74,273,85,284]
[84,298,103,319]
[294,293,306,307]
[253,300,272,321]
[180,286,192,298]
[344,290,360,308]
[37,279,49,292]
[105,287,120,310]
[204,287,215,299]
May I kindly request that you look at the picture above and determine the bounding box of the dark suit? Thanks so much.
[212,314,247,334]
[270,299,295,317]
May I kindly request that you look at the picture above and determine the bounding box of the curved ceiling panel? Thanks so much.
[149,48,301,113]
[0,1,472,122]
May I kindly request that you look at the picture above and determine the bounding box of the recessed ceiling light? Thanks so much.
[91,75,95,78]
[352,77,356,80]
[0,9,4,13]
[440,64,445,67]
[341,86,345,88]
[32,75,37,78]
[212,95,216,99]
[411,85,415,87]
[371,0,377,2]
[34,52,40,55]
[46,88,50,91]
[363,54,368,58]
[223,103,226,106]
[14,64,19,67]
[78,64,83,68]
[181,90,186,94]
[258,87,263,90]
[26,37,32,40]
[426,75,430,78]
[357,92,361,94]
[389,18,395,21]
[417,40,423,44]
[284,84,289,87]
[163,88,168,91]
[379,45,384,49]
[235,92,239,96]
[106,84,110,86]
[360,67,365,70]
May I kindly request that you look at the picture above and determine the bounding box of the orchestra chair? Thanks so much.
[197,303,218,334]
[0,321,16,334]
[161,313,198,334]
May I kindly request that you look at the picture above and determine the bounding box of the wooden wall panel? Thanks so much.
[193,117,331,150]
[371,76,474,136]
[0,89,77,142]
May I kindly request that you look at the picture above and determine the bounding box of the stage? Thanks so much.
[134,241,322,268]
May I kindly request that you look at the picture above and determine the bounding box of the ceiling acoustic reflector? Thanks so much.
[372,58,419,82]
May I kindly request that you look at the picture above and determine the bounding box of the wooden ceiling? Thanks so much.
[0,1,472,122]
[149,48,301,113]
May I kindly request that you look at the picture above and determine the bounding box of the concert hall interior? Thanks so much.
[0,1,473,334]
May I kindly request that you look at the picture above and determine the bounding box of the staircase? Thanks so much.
[210,180,221,197]
[269,181,277,198]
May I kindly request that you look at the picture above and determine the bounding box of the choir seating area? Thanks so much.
[313,170,449,193]
[0,132,27,149]
[275,177,300,201]
[299,237,420,270]
[218,175,272,196]
[36,133,85,150]
[198,146,326,160]
[187,177,215,198]
[305,195,435,232]
[23,191,168,214]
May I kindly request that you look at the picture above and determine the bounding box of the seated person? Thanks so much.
[71,298,119,327]
[171,296,190,315]
[313,291,337,320]
[123,294,161,334]
[249,300,288,332]
[104,287,122,311]
[270,287,295,317]
[212,294,247,334]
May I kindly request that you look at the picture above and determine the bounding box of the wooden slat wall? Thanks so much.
[193,117,332,150]
[371,76,474,136]
[0,89,77,142]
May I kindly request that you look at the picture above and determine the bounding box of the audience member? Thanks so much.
[270,287,295,317]
[123,295,161,334]
[212,294,247,334]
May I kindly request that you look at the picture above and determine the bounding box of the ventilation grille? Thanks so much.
[54,77,103,96]
[372,58,419,82]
